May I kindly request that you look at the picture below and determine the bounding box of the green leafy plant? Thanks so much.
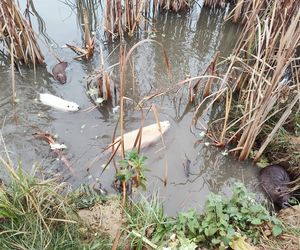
[174,209,201,239]
[118,150,148,189]
[153,183,283,249]
[197,183,283,249]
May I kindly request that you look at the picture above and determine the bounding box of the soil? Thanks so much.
[277,205,300,229]
[78,198,125,238]
[276,205,300,250]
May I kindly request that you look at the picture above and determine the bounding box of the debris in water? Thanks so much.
[95,97,104,104]
[183,153,191,177]
[221,150,228,156]
[50,143,67,150]
[39,93,79,112]
[112,106,120,113]
[199,131,206,138]
[93,182,108,195]
[33,132,73,172]
[114,121,170,153]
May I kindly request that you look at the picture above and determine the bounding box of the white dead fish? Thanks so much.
[115,121,170,153]
[39,93,79,112]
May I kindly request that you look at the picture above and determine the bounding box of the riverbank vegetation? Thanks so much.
[193,1,300,186]
[2,157,299,249]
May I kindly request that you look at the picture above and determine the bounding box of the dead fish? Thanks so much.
[114,121,170,153]
[39,93,79,112]
[183,153,191,177]
[52,62,68,84]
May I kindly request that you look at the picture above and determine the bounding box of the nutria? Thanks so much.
[259,165,291,208]
[52,62,68,84]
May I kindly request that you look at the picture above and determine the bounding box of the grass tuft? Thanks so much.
[0,158,112,249]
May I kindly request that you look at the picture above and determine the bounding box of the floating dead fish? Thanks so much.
[39,93,79,112]
[52,61,68,84]
[115,121,170,153]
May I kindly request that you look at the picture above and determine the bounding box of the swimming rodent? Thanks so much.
[259,165,291,208]
[52,62,68,84]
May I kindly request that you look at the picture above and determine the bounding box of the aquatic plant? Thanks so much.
[0,0,44,65]
[118,149,148,188]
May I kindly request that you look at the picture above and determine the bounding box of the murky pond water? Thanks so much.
[0,0,261,215]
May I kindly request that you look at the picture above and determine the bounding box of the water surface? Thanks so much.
[0,0,261,215]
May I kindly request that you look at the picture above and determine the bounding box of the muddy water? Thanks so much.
[0,0,261,215]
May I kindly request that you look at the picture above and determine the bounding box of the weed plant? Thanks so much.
[0,163,112,250]
[125,183,283,249]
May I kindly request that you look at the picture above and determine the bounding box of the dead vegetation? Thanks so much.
[104,0,194,40]
[203,0,227,8]
[193,0,300,160]
[67,8,95,60]
[0,0,44,65]
[183,0,300,191]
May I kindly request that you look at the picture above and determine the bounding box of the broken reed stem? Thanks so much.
[119,44,126,158]
[10,43,16,103]
[0,0,44,65]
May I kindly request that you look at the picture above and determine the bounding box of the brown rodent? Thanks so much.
[52,62,68,84]
[259,165,291,208]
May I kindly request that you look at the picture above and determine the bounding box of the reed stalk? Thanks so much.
[0,0,44,65]
[196,0,300,162]
[104,0,194,40]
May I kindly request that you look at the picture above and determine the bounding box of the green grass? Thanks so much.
[0,163,113,250]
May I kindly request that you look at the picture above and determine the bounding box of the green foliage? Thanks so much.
[118,150,148,189]
[139,183,283,249]
[69,184,108,209]
[174,209,201,239]
[197,183,283,249]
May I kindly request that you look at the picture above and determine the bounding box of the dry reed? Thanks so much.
[67,8,95,60]
[0,0,44,65]
[195,0,300,163]
[104,0,194,40]
[203,0,227,8]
